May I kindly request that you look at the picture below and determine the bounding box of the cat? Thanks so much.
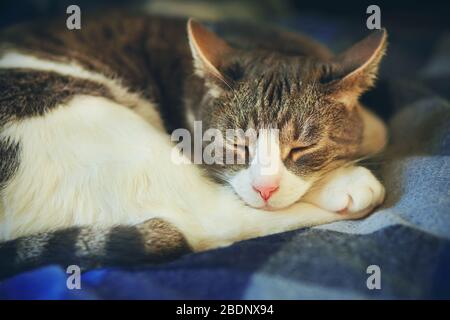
[0,13,387,277]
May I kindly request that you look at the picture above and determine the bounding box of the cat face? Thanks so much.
[187,19,387,210]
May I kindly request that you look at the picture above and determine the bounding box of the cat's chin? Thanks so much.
[259,205,282,212]
[249,201,298,212]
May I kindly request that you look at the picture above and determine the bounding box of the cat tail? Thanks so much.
[0,218,192,280]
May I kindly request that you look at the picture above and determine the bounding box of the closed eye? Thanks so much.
[289,143,316,161]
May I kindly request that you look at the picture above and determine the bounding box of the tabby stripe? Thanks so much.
[0,51,164,130]
[0,218,192,280]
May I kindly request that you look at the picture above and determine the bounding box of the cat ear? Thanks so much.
[322,29,387,105]
[187,18,234,93]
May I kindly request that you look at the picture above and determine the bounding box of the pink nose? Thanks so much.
[252,184,279,201]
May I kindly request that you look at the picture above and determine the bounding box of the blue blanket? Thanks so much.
[0,14,449,300]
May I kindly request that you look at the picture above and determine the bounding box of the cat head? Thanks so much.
[187,19,387,210]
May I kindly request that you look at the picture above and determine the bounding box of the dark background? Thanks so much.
[1,0,450,28]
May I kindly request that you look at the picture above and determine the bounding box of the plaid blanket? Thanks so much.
[0,12,449,299]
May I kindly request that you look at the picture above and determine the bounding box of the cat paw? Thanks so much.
[303,166,385,217]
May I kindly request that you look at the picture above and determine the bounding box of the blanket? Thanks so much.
[0,10,449,299]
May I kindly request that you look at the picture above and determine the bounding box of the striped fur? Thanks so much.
[0,218,191,280]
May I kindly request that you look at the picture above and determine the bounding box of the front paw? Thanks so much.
[303,166,385,218]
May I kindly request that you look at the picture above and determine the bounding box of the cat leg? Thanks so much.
[177,166,385,252]
[302,166,385,216]
[187,201,362,251]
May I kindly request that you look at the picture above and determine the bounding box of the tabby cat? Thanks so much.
[0,13,387,277]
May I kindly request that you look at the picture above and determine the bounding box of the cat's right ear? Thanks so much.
[187,18,234,94]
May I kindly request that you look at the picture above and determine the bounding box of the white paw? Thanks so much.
[303,166,385,217]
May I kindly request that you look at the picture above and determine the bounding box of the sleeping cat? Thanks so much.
[0,13,387,277]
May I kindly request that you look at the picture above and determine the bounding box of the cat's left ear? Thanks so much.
[322,29,388,105]
[187,18,234,94]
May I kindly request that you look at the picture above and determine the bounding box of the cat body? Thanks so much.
[0,13,387,275]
